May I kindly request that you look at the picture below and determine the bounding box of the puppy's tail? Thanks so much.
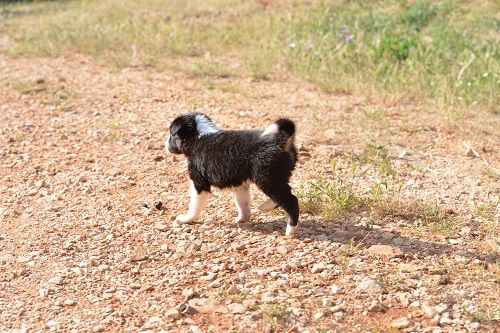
[262,118,296,150]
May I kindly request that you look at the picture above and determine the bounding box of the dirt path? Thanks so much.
[0,55,498,332]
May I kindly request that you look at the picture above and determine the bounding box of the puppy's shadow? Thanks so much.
[235,217,487,261]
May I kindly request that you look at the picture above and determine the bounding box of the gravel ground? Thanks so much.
[0,55,499,332]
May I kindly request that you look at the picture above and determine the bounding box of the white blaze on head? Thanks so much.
[195,114,220,136]
[261,123,278,137]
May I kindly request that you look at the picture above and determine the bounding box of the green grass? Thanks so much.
[1,0,498,117]
[259,303,289,325]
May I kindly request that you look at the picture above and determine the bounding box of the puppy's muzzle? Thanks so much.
[168,136,182,154]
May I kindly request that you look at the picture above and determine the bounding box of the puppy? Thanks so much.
[167,112,299,237]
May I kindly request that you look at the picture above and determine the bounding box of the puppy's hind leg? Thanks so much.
[176,180,210,224]
[234,184,251,223]
[258,184,299,237]
[258,199,278,212]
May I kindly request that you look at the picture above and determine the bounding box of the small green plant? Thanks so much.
[361,107,388,122]
[375,34,417,62]
[105,131,122,142]
[11,79,46,94]
[296,171,364,220]
[348,142,395,176]
[193,61,233,79]
[259,303,289,325]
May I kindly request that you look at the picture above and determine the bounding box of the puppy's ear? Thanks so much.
[170,115,197,139]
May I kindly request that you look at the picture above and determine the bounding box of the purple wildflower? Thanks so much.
[341,27,354,42]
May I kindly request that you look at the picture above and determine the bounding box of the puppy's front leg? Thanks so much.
[176,180,210,224]
[234,184,251,223]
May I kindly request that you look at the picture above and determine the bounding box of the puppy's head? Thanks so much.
[167,112,219,155]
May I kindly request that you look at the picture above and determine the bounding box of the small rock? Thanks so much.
[64,299,76,306]
[226,285,240,295]
[182,288,198,300]
[421,303,438,318]
[356,277,385,294]
[199,272,217,282]
[154,200,163,210]
[155,224,168,232]
[250,311,263,321]
[208,280,221,288]
[322,298,333,307]
[368,299,386,312]
[439,315,452,325]
[39,288,50,297]
[435,303,448,314]
[390,317,410,329]
[227,303,248,314]
[365,245,403,258]
[147,316,161,325]
[97,264,109,272]
[48,276,64,285]
[182,304,198,315]
[311,263,326,273]
[46,320,58,328]
[330,284,344,294]
[165,308,181,320]
[35,179,47,188]
[468,322,480,331]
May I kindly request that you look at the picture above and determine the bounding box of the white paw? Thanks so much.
[235,213,251,223]
[285,225,297,238]
[258,199,277,212]
[176,214,196,224]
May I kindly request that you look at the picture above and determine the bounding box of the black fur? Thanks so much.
[168,112,299,228]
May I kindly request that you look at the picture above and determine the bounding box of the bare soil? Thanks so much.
[0,55,499,332]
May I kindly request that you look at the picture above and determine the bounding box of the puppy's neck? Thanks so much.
[195,114,220,137]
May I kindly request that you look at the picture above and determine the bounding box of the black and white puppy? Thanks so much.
[167,112,299,237]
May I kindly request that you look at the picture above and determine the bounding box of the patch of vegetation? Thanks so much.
[296,163,366,220]
[192,61,233,79]
[348,142,395,176]
[11,78,46,94]
[1,0,497,117]
[259,303,289,325]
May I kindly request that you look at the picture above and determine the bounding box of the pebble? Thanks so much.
[356,277,385,294]
[226,285,240,295]
[365,244,403,258]
[48,276,64,285]
[165,308,181,320]
[227,303,248,314]
[97,264,110,272]
[390,317,410,329]
[422,303,438,318]
[64,299,76,306]
[208,280,221,288]
[199,272,217,281]
[154,200,163,210]
[39,288,50,297]
[330,284,344,294]
[155,223,168,231]
[311,263,326,273]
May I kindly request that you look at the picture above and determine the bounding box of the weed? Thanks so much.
[483,167,500,181]
[361,107,388,122]
[259,303,289,325]
[11,79,46,94]
[105,132,122,142]
[296,177,363,220]
[193,61,233,79]
[348,142,395,176]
